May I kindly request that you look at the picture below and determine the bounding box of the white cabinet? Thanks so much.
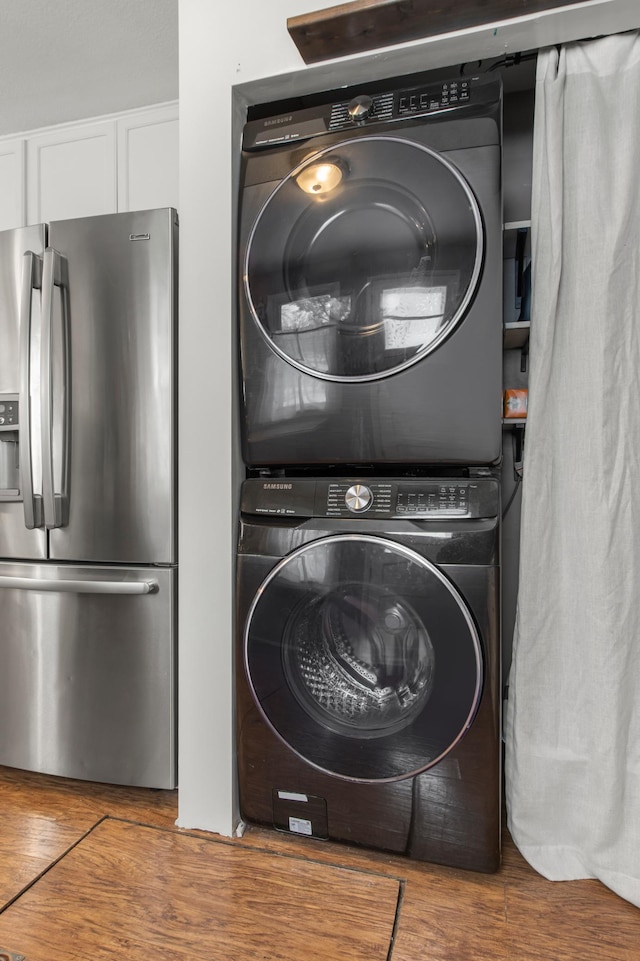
[0,140,26,230]
[0,102,178,232]
[118,105,179,212]
[27,122,117,224]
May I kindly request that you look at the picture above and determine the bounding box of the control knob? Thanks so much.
[348,95,373,122]
[345,484,372,513]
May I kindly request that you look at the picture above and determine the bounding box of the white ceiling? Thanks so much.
[0,0,179,137]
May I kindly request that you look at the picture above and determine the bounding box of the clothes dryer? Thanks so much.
[236,474,501,872]
[238,73,502,468]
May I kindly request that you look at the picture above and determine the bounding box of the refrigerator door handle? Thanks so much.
[41,247,69,530]
[19,250,43,530]
[0,575,158,595]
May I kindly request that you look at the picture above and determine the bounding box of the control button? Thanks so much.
[345,484,372,513]
[348,95,373,122]
[0,417,4,425]
[0,405,4,413]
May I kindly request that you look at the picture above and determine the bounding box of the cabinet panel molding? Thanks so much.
[0,139,26,230]
[26,122,117,225]
[117,103,179,213]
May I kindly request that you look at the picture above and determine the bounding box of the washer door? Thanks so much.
[244,136,483,382]
[244,535,483,782]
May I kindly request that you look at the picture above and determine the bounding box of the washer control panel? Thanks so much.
[241,477,499,520]
[326,480,469,517]
[397,483,468,515]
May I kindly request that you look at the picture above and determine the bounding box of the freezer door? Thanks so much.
[0,225,47,559]
[46,209,177,564]
[0,561,176,788]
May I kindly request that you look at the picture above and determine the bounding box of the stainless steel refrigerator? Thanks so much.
[0,208,177,789]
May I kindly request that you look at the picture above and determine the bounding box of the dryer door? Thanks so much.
[244,136,483,382]
[244,534,483,782]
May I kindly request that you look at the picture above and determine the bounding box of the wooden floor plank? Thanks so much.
[0,765,178,907]
[0,765,177,828]
[391,873,508,961]
[0,818,400,961]
[237,825,640,960]
[1,768,640,961]
[505,874,640,961]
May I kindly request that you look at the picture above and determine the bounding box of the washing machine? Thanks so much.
[238,72,502,468]
[236,473,501,872]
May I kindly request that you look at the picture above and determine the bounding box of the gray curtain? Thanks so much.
[505,32,640,908]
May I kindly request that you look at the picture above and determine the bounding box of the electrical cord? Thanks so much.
[502,430,524,520]
[502,474,522,520]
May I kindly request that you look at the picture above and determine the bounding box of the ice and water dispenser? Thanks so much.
[0,395,20,499]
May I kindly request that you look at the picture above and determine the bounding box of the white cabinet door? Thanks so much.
[0,140,26,230]
[27,122,117,224]
[117,105,179,212]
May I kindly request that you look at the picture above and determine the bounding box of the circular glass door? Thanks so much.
[244,535,483,782]
[244,136,483,382]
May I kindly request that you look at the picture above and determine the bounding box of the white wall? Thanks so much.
[176,0,322,835]
[177,0,640,834]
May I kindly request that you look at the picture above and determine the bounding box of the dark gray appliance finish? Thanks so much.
[238,73,502,468]
[0,208,177,789]
[236,475,501,873]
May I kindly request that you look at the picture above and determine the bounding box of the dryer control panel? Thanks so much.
[241,477,499,520]
[242,73,500,150]
[328,79,470,130]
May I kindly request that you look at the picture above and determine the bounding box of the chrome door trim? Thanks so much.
[40,247,69,530]
[0,575,158,594]
[19,250,42,529]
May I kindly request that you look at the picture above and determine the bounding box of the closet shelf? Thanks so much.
[286,1,584,65]
[504,321,530,349]
[503,220,531,259]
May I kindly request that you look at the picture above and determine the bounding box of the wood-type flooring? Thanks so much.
[0,766,638,959]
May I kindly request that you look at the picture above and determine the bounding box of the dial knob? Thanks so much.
[345,484,372,513]
[348,95,373,122]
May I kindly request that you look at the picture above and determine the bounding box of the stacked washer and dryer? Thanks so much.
[235,71,503,872]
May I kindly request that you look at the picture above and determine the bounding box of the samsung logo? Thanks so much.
[264,115,292,127]
[263,483,293,490]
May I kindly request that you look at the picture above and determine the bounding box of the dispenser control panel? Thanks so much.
[0,394,20,500]
[0,397,18,429]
